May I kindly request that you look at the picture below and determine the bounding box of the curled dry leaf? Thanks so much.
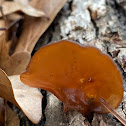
[0,1,46,18]
[14,0,67,53]
[0,69,43,124]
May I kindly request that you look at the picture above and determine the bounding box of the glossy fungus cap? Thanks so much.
[20,40,123,114]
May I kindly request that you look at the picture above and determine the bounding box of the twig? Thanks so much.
[100,98,126,126]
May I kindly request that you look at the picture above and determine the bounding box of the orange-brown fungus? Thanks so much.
[20,40,123,114]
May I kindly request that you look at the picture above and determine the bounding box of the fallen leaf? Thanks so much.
[1,51,31,75]
[6,105,20,126]
[0,69,43,124]
[14,0,29,5]
[14,0,67,53]
[10,75,43,124]
[0,0,44,124]
[0,19,5,36]
[6,13,23,24]
[0,0,4,5]
[0,19,30,75]
[0,0,67,75]
[0,1,46,18]
[0,69,16,105]
[0,26,38,122]
[0,32,31,75]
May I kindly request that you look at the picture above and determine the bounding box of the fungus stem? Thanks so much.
[100,98,126,126]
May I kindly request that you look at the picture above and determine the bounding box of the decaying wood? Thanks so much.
[60,0,106,43]
[45,92,90,126]
[95,0,126,73]
[45,92,67,126]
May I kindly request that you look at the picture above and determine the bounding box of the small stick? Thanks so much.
[100,98,126,126]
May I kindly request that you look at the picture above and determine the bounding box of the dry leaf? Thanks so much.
[1,51,31,76]
[0,0,43,124]
[0,20,5,36]
[14,0,29,5]
[6,105,20,126]
[9,75,43,124]
[0,1,46,18]
[0,20,30,76]
[0,32,31,76]
[0,69,42,124]
[0,0,67,75]
[0,69,16,105]
[6,13,23,23]
[0,0,4,5]
[14,0,67,53]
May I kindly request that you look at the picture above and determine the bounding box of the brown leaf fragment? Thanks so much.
[6,105,20,126]
[111,50,120,58]
[102,32,126,46]
[0,1,46,17]
[14,0,67,53]
[0,69,43,124]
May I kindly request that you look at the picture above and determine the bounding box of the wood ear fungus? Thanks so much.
[20,40,123,115]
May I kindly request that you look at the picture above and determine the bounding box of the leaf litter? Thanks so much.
[0,0,67,125]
